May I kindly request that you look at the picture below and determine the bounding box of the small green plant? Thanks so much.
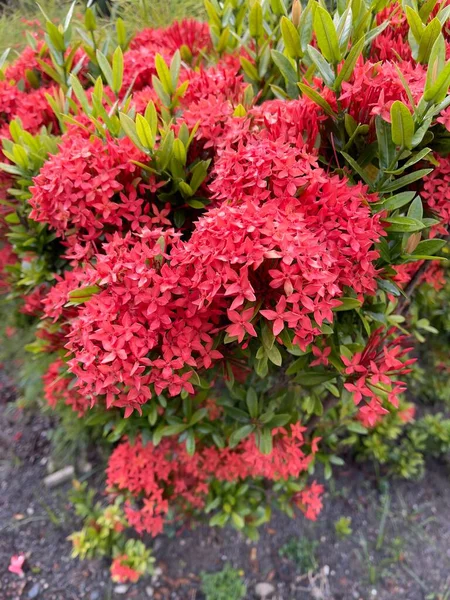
[279,536,318,573]
[334,516,353,538]
[200,564,246,600]
[68,481,154,583]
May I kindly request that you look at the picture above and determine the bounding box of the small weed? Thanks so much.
[279,536,319,573]
[200,564,247,600]
[334,516,353,538]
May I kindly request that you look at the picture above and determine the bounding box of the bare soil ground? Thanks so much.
[1,370,450,600]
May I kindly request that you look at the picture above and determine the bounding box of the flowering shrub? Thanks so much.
[0,0,449,582]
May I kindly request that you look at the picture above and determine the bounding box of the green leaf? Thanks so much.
[412,239,446,256]
[378,191,416,211]
[231,512,245,529]
[69,74,90,114]
[390,101,414,149]
[240,56,259,81]
[170,50,181,89]
[155,53,173,94]
[246,388,259,418]
[266,414,291,428]
[64,0,76,32]
[116,17,127,47]
[407,196,423,220]
[298,83,336,117]
[271,50,298,85]
[46,22,66,52]
[267,344,282,366]
[405,6,425,42]
[0,48,10,71]
[377,278,401,296]
[285,356,309,376]
[162,423,188,436]
[96,50,114,90]
[383,217,425,232]
[281,16,302,58]
[381,169,433,192]
[209,512,229,527]
[190,160,210,193]
[259,428,273,455]
[307,44,335,87]
[340,151,373,185]
[249,1,263,38]
[271,0,287,15]
[157,129,174,170]
[172,138,186,164]
[229,425,255,448]
[335,36,365,88]
[112,46,124,94]
[417,17,441,64]
[424,55,450,103]
[425,34,445,96]
[68,285,101,304]
[186,430,196,456]
[333,297,362,311]
[419,0,438,23]
[144,101,158,139]
[347,422,368,434]
[294,372,336,386]
[119,112,144,151]
[313,5,341,63]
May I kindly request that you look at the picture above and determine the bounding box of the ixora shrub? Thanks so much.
[0,0,450,582]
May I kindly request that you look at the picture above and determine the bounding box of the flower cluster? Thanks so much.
[342,328,416,427]
[29,134,150,257]
[106,424,321,536]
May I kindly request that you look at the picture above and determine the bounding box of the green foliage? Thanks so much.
[200,564,247,600]
[205,480,271,540]
[279,536,319,573]
[69,480,155,577]
[356,408,450,479]
[334,516,353,538]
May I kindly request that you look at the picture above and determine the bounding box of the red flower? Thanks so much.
[226,308,257,343]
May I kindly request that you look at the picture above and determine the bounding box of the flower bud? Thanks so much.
[292,0,302,28]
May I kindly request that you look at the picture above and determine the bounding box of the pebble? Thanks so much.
[146,586,154,597]
[151,566,163,583]
[255,582,275,598]
[43,465,74,488]
[114,584,129,594]
[28,583,41,599]
[90,592,100,600]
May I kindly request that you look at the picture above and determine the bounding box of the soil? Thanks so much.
[1,368,450,600]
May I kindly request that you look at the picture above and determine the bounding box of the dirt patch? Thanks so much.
[1,379,450,600]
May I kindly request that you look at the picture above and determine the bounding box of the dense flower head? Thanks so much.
[180,61,248,149]
[20,285,48,317]
[421,154,450,229]
[43,358,89,415]
[29,133,152,256]
[110,556,141,583]
[107,425,321,536]
[123,21,211,92]
[343,327,416,427]
[65,228,214,414]
[337,59,426,126]
[130,19,212,57]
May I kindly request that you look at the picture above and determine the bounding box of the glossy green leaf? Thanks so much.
[281,16,303,58]
[390,101,414,149]
[313,5,341,63]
